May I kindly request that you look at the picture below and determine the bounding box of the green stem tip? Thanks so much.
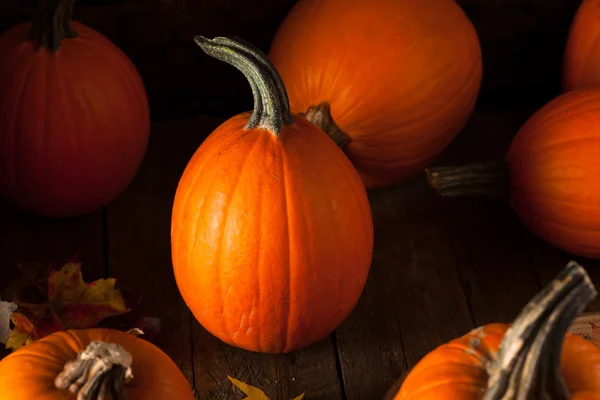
[194,35,294,135]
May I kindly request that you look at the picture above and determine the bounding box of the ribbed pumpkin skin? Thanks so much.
[0,328,195,399]
[563,0,600,92]
[171,113,374,353]
[0,22,150,217]
[507,88,600,259]
[268,0,482,189]
[394,323,600,399]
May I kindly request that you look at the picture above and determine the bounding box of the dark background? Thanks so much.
[0,0,582,121]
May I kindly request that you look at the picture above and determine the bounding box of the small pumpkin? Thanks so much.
[427,87,600,259]
[0,328,195,399]
[268,0,482,189]
[171,36,374,353]
[385,261,600,399]
[563,0,600,92]
[0,0,150,217]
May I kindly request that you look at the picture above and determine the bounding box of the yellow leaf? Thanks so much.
[228,376,305,400]
[6,262,130,350]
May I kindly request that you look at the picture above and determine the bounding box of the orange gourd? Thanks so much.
[0,328,195,400]
[0,0,149,217]
[171,37,374,353]
[385,261,600,400]
[268,0,482,189]
[563,0,600,92]
[427,87,600,259]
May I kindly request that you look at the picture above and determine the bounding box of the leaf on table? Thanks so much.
[6,261,130,350]
[228,376,305,400]
[0,299,17,345]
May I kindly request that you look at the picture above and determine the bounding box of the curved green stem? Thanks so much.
[194,36,294,135]
[27,0,78,52]
[425,161,510,198]
[55,340,134,400]
[483,261,597,399]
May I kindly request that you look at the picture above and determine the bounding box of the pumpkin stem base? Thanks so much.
[27,0,78,52]
[425,161,510,198]
[55,340,133,400]
[301,102,351,148]
[483,261,597,400]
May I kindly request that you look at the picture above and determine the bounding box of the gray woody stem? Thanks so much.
[55,340,134,400]
[426,161,510,198]
[483,261,597,399]
[27,0,78,52]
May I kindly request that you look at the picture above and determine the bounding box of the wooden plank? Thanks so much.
[0,0,583,119]
[528,236,600,312]
[334,177,475,399]
[0,200,105,358]
[193,327,342,399]
[103,116,224,383]
[432,109,544,325]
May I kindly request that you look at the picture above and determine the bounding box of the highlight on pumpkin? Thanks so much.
[386,261,600,399]
[170,35,373,353]
[426,87,600,260]
[268,0,483,189]
[0,0,150,217]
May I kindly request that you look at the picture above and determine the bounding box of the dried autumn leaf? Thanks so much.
[228,376,305,400]
[0,299,17,345]
[6,262,130,350]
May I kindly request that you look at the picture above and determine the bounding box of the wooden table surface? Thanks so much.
[2,107,600,400]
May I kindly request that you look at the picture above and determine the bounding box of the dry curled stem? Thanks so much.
[301,102,351,147]
[55,340,133,400]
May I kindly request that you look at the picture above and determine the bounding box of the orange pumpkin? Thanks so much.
[427,87,600,259]
[268,0,482,189]
[0,0,150,217]
[563,0,600,92]
[171,36,374,353]
[385,261,600,399]
[0,328,195,399]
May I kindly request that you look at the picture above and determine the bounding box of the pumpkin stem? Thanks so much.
[425,161,510,198]
[194,36,294,135]
[301,102,351,148]
[483,261,597,400]
[54,340,134,400]
[27,0,78,53]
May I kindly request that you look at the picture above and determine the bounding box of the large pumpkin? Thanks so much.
[171,36,374,353]
[427,87,600,259]
[0,328,195,399]
[563,0,600,92]
[0,0,150,217]
[268,0,482,189]
[385,261,600,399]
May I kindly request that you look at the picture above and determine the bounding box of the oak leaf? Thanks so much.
[6,262,130,350]
[228,376,305,400]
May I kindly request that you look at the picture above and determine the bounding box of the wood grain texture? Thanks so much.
[429,110,544,326]
[102,116,224,383]
[333,177,475,400]
[0,0,584,120]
